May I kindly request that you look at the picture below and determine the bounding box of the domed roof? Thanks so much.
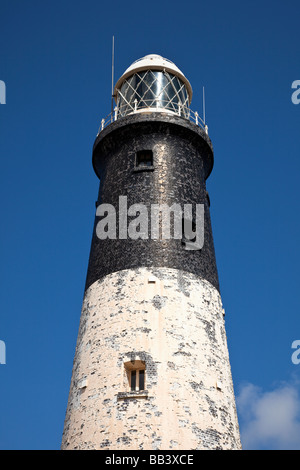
[114,54,193,103]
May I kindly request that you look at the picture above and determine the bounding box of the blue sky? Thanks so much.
[1,0,300,450]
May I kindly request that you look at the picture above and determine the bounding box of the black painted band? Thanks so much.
[85,113,219,292]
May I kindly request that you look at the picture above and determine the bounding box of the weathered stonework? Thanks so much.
[61,267,241,450]
[86,113,219,293]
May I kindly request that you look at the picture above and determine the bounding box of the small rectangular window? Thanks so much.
[139,369,145,391]
[136,150,153,168]
[124,360,146,393]
[131,370,136,391]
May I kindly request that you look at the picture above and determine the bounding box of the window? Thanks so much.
[130,368,145,391]
[136,150,153,168]
[117,359,148,400]
[139,369,145,391]
[124,360,145,392]
[131,369,137,391]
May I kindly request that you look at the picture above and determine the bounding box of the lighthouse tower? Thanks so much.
[61,54,241,450]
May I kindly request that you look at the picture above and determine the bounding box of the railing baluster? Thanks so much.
[98,103,207,133]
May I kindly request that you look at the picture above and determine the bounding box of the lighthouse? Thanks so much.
[61,54,241,450]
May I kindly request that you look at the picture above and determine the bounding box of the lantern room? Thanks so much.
[114,54,193,118]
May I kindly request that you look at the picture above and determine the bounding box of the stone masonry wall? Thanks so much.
[86,113,219,292]
[61,267,241,450]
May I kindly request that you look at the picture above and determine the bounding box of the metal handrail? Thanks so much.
[97,100,208,136]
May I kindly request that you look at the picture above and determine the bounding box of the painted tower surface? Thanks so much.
[61,55,241,450]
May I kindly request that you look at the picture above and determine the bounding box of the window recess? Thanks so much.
[134,150,154,171]
[125,360,146,392]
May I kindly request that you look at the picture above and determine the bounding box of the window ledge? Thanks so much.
[133,166,155,173]
[117,390,149,400]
